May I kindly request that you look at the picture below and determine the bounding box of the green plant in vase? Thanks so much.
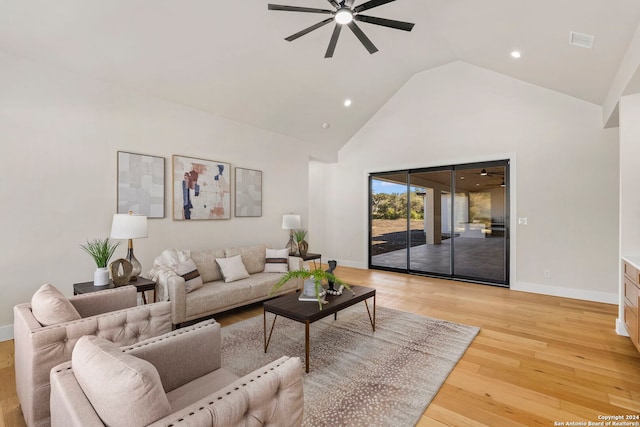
[293,229,308,257]
[80,238,119,286]
[270,268,352,309]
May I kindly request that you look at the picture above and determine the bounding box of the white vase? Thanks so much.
[93,267,110,286]
[302,278,317,297]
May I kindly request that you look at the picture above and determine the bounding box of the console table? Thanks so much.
[73,277,156,304]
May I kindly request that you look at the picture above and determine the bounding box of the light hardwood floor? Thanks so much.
[2,266,639,426]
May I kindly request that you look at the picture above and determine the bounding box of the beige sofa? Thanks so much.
[13,285,172,427]
[49,319,304,427]
[150,244,303,326]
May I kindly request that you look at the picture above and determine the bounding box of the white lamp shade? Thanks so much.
[282,214,301,230]
[110,213,148,239]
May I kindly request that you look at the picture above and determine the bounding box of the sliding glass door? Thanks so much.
[370,173,409,270]
[450,163,508,284]
[369,161,509,287]
[408,169,452,275]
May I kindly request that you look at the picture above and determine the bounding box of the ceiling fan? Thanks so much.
[479,169,506,188]
[268,0,415,58]
[480,168,504,178]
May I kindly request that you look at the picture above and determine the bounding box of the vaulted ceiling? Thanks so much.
[2,0,639,161]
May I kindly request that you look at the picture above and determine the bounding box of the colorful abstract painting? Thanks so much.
[117,151,165,218]
[172,155,231,220]
[235,168,262,217]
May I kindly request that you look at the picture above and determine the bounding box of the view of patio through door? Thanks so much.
[369,161,509,287]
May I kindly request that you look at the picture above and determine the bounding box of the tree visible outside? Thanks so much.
[371,191,425,220]
[371,189,425,255]
[469,192,491,226]
[371,189,492,256]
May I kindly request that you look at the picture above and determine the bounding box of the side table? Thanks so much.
[73,277,157,304]
[299,253,321,269]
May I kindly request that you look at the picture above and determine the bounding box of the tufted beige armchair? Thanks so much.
[49,319,304,427]
[13,285,172,427]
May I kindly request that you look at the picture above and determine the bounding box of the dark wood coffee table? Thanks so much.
[263,285,375,372]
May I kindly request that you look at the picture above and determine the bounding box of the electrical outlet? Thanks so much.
[544,270,551,279]
[518,217,528,225]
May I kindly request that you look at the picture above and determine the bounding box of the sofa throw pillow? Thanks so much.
[31,283,81,326]
[224,244,267,274]
[172,258,204,292]
[264,248,289,273]
[72,335,171,427]
[216,255,250,283]
[190,249,225,282]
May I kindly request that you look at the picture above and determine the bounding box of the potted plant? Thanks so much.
[80,238,119,286]
[293,229,309,257]
[270,268,351,309]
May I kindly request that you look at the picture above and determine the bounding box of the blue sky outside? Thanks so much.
[372,179,409,194]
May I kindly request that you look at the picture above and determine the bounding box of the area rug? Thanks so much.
[221,305,479,427]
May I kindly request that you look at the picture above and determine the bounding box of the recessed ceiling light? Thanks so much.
[322,122,330,129]
[344,99,352,107]
[510,50,521,59]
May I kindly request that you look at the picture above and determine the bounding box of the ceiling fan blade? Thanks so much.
[355,14,414,31]
[353,0,397,13]
[347,21,378,54]
[326,0,341,7]
[285,17,334,42]
[268,4,334,14]
[325,24,342,58]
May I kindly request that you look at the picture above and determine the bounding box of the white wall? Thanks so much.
[308,160,329,256]
[314,61,619,303]
[0,53,310,338]
[620,94,640,255]
[619,93,640,332]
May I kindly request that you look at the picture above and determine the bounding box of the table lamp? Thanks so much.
[282,214,301,256]
[110,211,148,280]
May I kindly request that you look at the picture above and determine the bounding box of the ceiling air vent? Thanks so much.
[569,31,595,48]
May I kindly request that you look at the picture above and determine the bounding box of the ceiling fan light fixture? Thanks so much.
[335,9,353,25]
[268,1,414,57]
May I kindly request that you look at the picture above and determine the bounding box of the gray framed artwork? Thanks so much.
[173,155,231,220]
[117,151,165,218]
[235,168,262,217]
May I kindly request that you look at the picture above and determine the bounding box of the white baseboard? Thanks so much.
[512,281,618,305]
[617,318,630,336]
[0,324,13,342]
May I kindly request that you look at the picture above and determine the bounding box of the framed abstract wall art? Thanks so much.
[117,151,165,218]
[235,168,262,217]
[172,155,231,220]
